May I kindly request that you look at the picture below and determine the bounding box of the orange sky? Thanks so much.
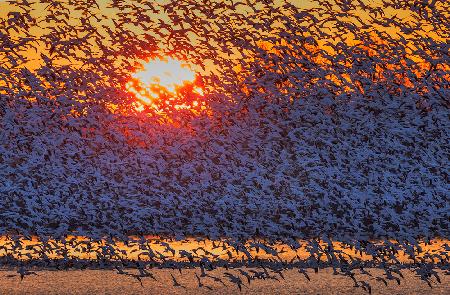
[1,0,447,81]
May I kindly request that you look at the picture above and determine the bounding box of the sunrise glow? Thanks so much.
[126,58,204,111]
[134,58,195,91]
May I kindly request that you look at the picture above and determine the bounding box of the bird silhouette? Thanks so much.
[170,273,185,288]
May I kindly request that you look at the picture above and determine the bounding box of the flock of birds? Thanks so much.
[0,0,449,292]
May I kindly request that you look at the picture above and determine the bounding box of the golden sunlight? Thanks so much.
[126,58,204,111]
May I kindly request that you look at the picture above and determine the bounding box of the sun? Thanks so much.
[126,58,204,111]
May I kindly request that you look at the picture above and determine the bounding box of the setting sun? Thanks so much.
[133,58,195,91]
[126,58,204,111]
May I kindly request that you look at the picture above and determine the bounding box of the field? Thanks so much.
[1,268,449,294]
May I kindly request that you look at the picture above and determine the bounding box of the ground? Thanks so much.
[1,268,448,295]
